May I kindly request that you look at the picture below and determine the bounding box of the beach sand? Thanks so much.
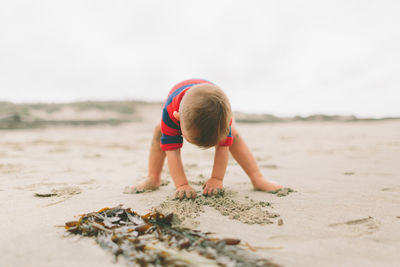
[1,114,399,266]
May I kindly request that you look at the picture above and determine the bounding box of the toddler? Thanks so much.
[132,79,282,199]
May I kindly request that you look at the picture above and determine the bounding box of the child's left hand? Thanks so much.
[203,177,223,196]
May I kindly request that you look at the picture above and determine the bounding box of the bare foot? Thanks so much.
[123,178,160,194]
[253,179,283,192]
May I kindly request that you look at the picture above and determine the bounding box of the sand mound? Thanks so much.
[154,189,279,227]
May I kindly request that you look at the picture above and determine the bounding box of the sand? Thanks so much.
[1,112,400,266]
[153,189,279,227]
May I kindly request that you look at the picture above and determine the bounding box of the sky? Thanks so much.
[0,0,399,117]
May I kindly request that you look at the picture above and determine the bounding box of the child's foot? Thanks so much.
[253,179,283,192]
[123,178,160,194]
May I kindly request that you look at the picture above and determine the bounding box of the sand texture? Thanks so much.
[154,189,279,228]
[1,111,400,266]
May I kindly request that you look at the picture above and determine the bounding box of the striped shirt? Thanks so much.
[160,79,233,151]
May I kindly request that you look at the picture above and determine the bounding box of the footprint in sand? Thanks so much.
[329,216,380,235]
[35,186,81,197]
[34,186,82,206]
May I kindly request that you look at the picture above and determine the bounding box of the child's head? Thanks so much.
[179,83,232,148]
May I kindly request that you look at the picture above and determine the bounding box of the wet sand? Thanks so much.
[154,189,280,227]
[1,118,400,266]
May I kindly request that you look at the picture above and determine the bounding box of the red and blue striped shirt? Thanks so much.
[160,79,233,151]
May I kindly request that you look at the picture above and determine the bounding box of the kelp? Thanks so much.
[65,205,279,267]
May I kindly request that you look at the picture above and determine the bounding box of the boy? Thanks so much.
[131,79,282,199]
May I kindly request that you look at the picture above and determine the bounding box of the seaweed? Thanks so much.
[65,205,279,267]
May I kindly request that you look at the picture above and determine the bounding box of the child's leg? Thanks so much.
[147,124,166,182]
[132,124,166,190]
[229,123,282,191]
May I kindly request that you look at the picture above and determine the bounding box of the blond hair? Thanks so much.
[180,84,231,148]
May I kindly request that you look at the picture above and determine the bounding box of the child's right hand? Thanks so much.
[175,184,197,200]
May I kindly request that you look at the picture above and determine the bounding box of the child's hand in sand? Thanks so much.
[203,177,223,196]
[175,184,197,200]
[124,178,160,194]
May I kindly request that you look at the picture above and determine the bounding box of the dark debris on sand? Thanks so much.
[267,187,295,197]
[65,205,279,267]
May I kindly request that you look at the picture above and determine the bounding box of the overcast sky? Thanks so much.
[1,0,399,117]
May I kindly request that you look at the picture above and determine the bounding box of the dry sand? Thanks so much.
[1,114,400,266]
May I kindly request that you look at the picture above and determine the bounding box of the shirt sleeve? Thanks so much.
[160,133,183,151]
[218,121,233,147]
[160,108,183,151]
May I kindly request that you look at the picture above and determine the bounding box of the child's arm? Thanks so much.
[166,149,197,199]
[203,145,229,195]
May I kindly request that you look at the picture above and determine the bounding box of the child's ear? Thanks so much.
[173,111,180,121]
